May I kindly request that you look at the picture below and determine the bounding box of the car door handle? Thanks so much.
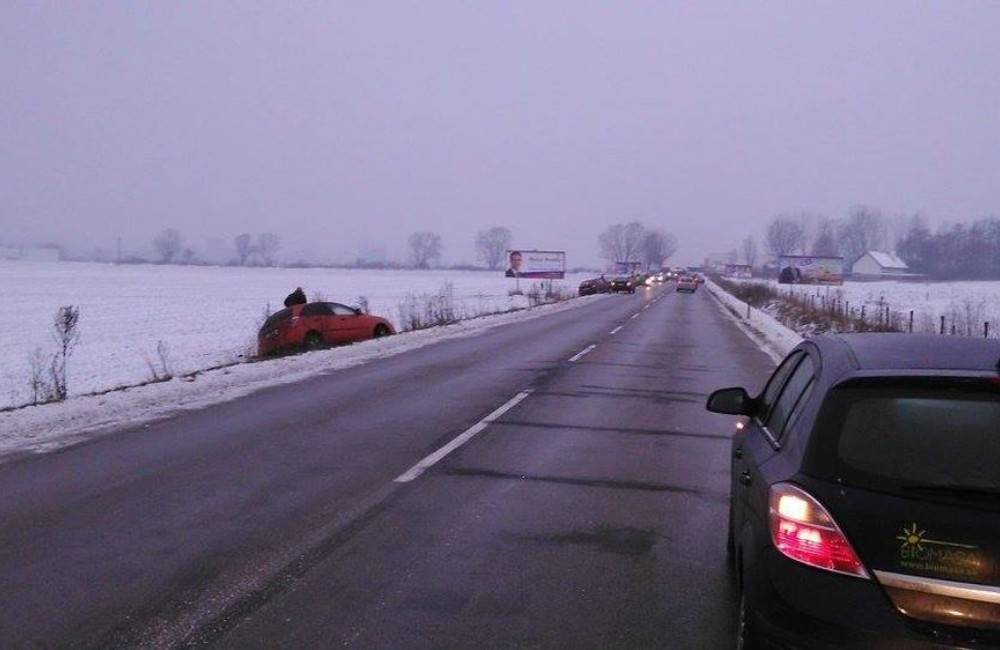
[733,447,743,460]
[739,471,752,487]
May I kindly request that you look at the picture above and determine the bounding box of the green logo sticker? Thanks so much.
[896,523,983,580]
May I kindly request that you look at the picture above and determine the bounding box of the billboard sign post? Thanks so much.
[777,255,844,285]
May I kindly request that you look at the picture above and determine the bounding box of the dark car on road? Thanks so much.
[609,276,636,294]
[258,302,394,356]
[578,277,611,296]
[706,334,1000,649]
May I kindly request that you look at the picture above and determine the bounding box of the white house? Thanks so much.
[851,251,909,276]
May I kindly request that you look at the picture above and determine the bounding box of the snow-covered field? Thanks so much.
[0,261,592,408]
[748,278,1000,336]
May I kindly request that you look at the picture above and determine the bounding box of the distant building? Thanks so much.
[851,251,909,277]
[703,253,730,272]
[0,246,60,262]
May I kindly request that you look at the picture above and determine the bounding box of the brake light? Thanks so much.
[769,483,869,579]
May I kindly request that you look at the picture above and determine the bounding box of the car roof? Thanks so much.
[812,333,1000,373]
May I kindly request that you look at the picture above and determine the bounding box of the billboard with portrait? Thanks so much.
[777,255,844,285]
[723,264,753,279]
[505,250,566,279]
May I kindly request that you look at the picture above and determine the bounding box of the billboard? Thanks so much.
[777,255,844,285]
[723,264,753,279]
[614,261,642,275]
[505,249,566,279]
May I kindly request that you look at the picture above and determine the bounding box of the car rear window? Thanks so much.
[262,308,292,329]
[812,384,1000,491]
[301,303,333,317]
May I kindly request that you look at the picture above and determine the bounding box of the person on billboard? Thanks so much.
[505,251,523,277]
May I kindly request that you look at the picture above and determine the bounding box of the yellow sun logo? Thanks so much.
[897,523,925,551]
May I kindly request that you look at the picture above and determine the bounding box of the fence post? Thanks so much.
[986,322,990,339]
[908,310,914,333]
[747,301,751,320]
[940,316,946,335]
[861,305,866,322]
[951,323,956,336]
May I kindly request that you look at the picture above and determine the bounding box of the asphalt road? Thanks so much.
[0,284,776,649]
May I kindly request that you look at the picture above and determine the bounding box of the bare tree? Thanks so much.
[27,347,54,405]
[234,233,253,266]
[837,204,886,264]
[598,221,646,266]
[765,216,806,258]
[152,228,183,263]
[740,236,758,267]
[475,227,513,270]
[408,231,443,269]
[811,219,839,256]
[256,232,281,266]
[50,305,80,401]
[640,229,678,270]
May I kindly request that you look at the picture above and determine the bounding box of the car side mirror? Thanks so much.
[706,387,754,416]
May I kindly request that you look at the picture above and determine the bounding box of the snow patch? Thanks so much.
[0,294,607,461]
[705,279,802,363]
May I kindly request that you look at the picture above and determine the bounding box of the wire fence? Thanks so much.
[716,277,996,339]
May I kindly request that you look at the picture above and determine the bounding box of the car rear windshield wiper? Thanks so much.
[899,484,1000,501]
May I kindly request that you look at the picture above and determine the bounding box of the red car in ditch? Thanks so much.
[258,302,394,356]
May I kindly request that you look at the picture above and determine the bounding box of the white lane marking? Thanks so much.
[609,325,623,335]
[630,313,640,319]
[568,344,597,363]
[394,390,533,483]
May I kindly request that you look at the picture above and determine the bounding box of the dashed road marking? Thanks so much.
[568,344,597,363]
[394,390,533,483]
[609,326,623,335]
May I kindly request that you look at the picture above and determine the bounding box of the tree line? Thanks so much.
[596,222,678,271]
[749,207,1000,280]
[140,227,520,270]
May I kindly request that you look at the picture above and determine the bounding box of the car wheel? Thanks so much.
[304,331,323,350]
[373,324,390,338]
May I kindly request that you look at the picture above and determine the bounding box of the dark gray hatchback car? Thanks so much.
[707,334,1000,649]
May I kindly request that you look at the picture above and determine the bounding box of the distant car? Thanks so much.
[258,302,394,356]
[693,273,705,284]
[578,277,610,296]
[707,334,1000,649]
[609,276,635,293]
[676,276,698,292]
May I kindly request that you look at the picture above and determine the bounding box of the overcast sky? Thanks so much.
[2,1,999,266]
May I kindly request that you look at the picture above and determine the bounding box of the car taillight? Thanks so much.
[769,483,869,579]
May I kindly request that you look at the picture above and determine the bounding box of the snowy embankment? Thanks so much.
[0,261,592,408]
[705,279,802,363]
[746,278,1000,337]
[0,294,606,460]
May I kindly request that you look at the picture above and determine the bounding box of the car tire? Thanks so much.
[304,331,323,350]
[373,324,390,338]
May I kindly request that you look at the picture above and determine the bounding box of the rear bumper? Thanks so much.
[749,549,994,649]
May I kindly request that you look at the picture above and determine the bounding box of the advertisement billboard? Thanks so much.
[777,255,844,285]
[614,261,642,275]
[723,264,753,279]
[505,250,566,279]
